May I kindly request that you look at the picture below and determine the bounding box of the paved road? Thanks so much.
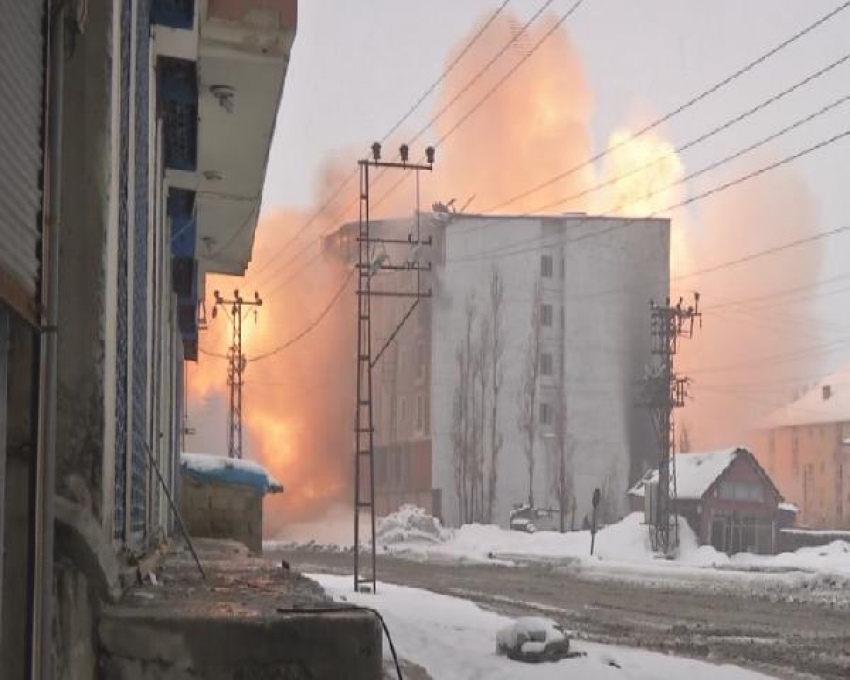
[270,547,850,680]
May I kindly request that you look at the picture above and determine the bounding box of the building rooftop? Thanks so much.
[757,365,850,429]
[628,447,743,500]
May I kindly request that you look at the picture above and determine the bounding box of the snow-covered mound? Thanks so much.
[496,617,570,662]
[377,504,447,545]
[422,512,698,564]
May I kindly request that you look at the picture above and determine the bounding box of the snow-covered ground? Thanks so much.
[313,573,778,680]
[267,505,850,583]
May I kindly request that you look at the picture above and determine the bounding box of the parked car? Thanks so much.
[509,504,558,533]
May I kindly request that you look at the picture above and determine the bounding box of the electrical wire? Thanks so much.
[249,268,356,362]
[250,1,514,287]
[482,0,850,214]
[372,0,585,211]
[533,52,850,213]
[448,125,850,265]
[408,0,556,148]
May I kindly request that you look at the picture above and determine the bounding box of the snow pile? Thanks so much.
[376,504,447,545]
[411,512,691,565]
[496,617,570,662]
[730,540,850,577]
[312,573,778,679]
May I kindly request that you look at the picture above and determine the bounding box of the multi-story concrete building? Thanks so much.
[753,367,850,529]
[326,211,669,527]
[0,1,296,677]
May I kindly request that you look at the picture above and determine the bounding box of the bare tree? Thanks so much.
[549,273,572,532]
[451,347,465,522]
[486,266,504,523]
[452,294,479,524]
[549,395,573,532]
[472,312,491,521]
[518,279,543,507]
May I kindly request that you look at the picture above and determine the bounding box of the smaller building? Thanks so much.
[181,453,283,553]
[628,447,783,554]
[752,367,850,529]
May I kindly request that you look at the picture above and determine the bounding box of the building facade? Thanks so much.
[326,211,669,528]
[0,1,296,678]
[753,368,850,530]
[629,447,783,554]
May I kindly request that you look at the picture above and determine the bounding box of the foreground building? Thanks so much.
[753,367,850,529]
[326,210,669,527]
[0,1,300,677]
[628,447,784,554]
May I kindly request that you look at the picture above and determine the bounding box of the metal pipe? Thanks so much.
[33,1,64,677]
[145,441,206,582]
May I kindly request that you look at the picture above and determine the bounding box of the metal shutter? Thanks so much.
[130,0,151,543]
[0,0,46,318]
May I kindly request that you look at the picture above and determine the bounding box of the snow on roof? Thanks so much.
[181,453,283,495]
[628,448,742,500]
[757,365,850,429]
[778,502,799,513]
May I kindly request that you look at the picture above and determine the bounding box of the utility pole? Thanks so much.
[212,289,262,459]
[354,141,434,593]
[642,293,701,555]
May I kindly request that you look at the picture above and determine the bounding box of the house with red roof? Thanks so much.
[628,447,784,554]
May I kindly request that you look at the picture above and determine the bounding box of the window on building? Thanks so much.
[416,342,426,380]
[718,481,764,503]
[399,397,407,429]
[416,393,425,433]
[540,352,553,376]
[541,303,553,327]
[541,254,553,278]
[792,429,800,472]
[540,402,553,426]
[559,254,565,278]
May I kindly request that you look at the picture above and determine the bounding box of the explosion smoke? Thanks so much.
[187,10,825,534]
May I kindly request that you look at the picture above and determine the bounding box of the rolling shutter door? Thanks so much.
[0,0,46,320]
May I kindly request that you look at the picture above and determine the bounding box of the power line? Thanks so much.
[250,1,514,288]
[483,0,850,214]
[372,0,585,211]
[449,124,850,265]
[704,272,850,311]
[249,269,356,363]
[536,52,850,213]
[385,0,514,145]
[536,88,850,216]
[408,0,557,148]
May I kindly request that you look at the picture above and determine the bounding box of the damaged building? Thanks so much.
[324,210,669,527]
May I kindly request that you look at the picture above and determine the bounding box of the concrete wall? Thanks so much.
[754,423,850,529]
[54,561,98,680]
[432,215,669,527]
[181,476,263,553]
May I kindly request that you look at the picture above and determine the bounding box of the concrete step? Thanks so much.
[99,540,382,680]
